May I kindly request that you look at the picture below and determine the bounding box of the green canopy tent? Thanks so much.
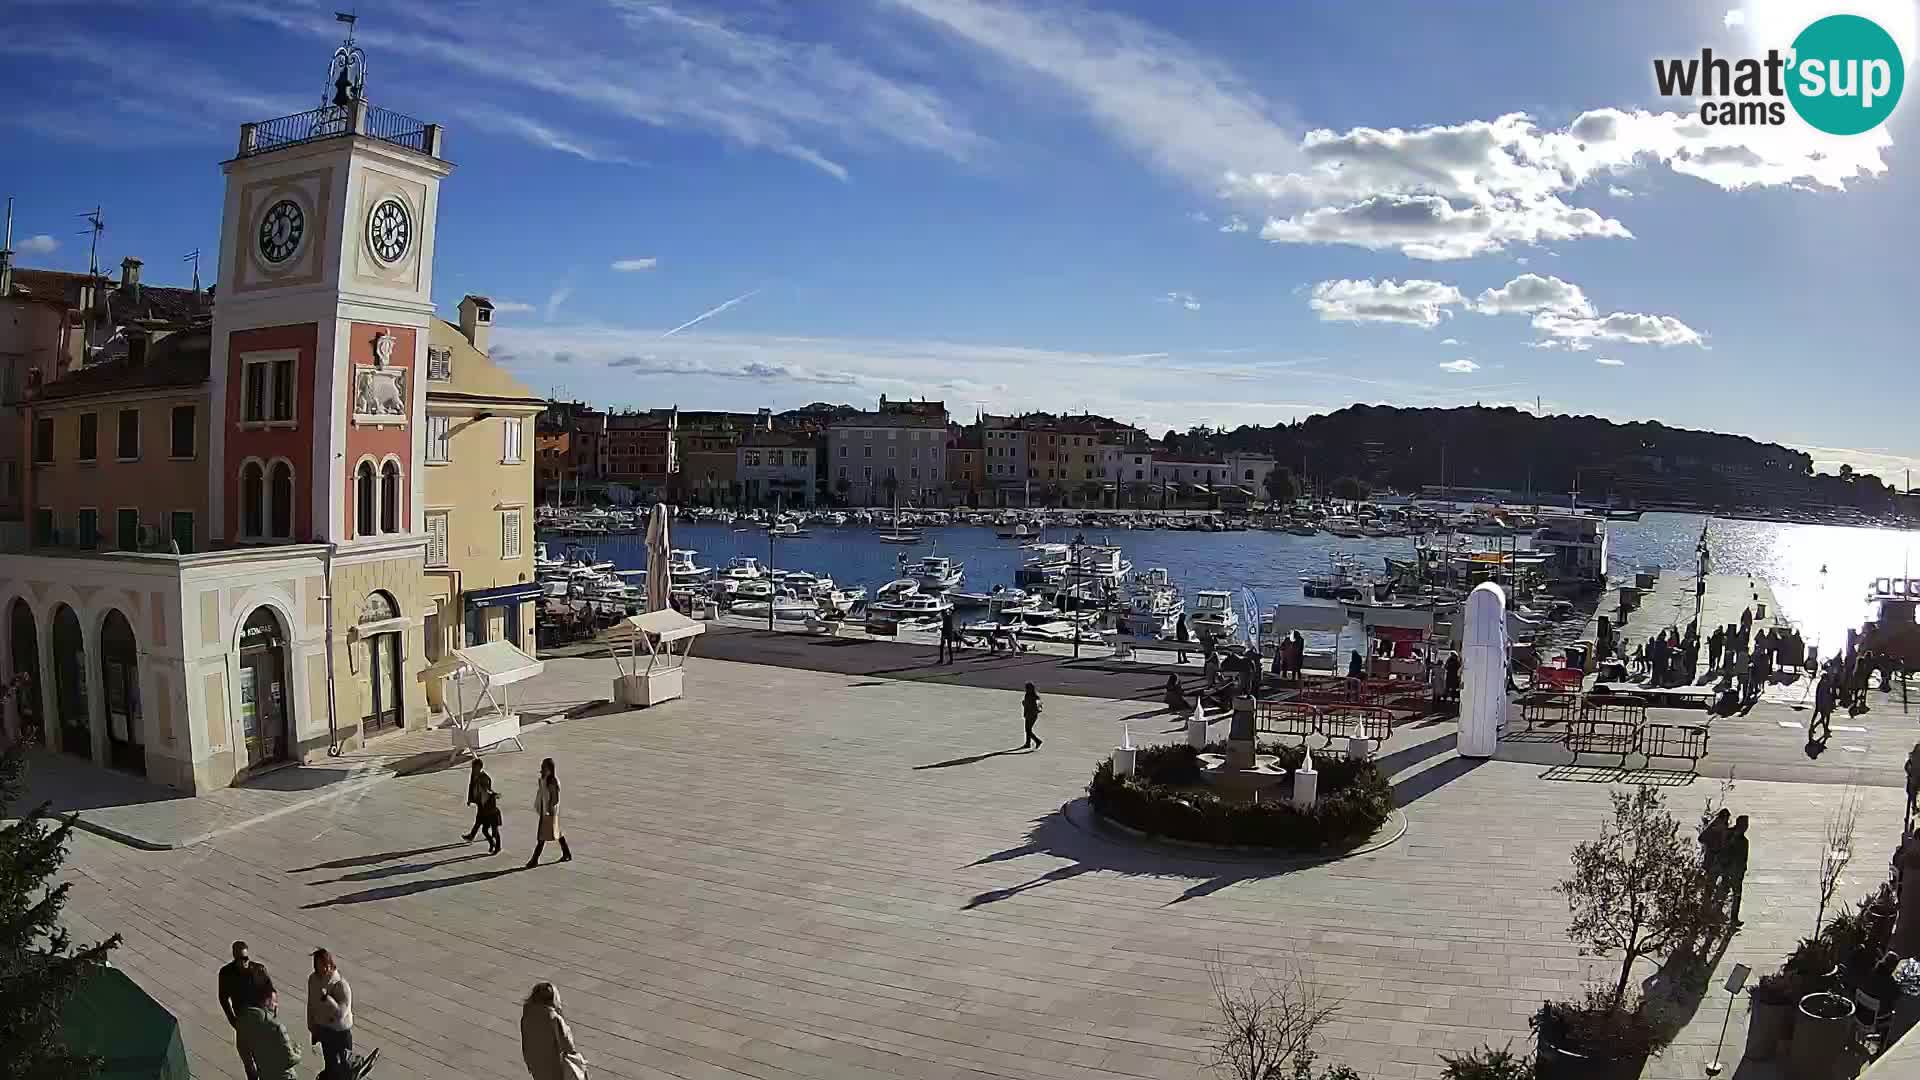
[60,965,190,1080]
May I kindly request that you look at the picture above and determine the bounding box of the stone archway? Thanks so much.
[50,604,89,760]
[8,599,43,745]
[98,610,144,776]
[237,607,293,769]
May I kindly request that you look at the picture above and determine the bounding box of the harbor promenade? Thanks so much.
[45,651,1915,1080]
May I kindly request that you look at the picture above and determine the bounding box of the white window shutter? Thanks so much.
[427,512,448,566]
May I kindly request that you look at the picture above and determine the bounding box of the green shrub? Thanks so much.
[1439,1045,1537,1080]
[1088,741,1393,851]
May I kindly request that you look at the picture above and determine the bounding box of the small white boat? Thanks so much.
[769,522,808,538]
[722,556,765,582]
[878,530,923,544]
[904,554,964,592]
[869,592,953,618]
[1189,589,1239,640]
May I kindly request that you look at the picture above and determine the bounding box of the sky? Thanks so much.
[5,0,1919,481]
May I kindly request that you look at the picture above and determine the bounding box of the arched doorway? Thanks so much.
[99,610,145,776]
[9,600,43,745]
[51,604,89,760]
[238,607,291,769]
[360,591,403,735]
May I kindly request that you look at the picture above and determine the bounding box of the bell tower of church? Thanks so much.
[208,16,452,550]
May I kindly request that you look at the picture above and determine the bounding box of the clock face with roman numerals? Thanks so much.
[367,197,412,265]
[258,199,304,264]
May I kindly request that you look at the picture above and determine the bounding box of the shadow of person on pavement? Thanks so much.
[300,865,525,908]
[912,747,1032,770]
[313,851,490,885]
[287,841,467,874]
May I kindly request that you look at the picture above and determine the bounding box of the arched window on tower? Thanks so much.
[240,461,265,539]
[380,460,402,534]
[355,461,376,537]
[269,462,294,539]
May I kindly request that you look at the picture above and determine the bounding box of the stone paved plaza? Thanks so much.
[53,655,1911,1080]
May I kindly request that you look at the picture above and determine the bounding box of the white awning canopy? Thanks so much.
[453,641,545,687]
[623,609,705,644]
[1269,602,1349,633]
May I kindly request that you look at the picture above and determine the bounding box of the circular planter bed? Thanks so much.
[1086,742,1392,852]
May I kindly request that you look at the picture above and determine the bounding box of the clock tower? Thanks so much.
[209,24,451,550]
[205,21,452,743]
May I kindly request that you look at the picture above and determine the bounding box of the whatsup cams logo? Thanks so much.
[1653,13,1904,134]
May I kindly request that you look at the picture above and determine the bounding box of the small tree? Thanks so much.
[1206,952,1340,1080]
[1814,795,1859,938]
[1,685,123,1080]
[1329,475,1367,502]
[1559,785,1723,1011]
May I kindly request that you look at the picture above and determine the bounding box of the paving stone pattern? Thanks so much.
[56,655,1906,1080]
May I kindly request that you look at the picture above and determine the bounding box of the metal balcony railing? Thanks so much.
[238,101,437,158]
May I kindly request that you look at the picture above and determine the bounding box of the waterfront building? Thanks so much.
[603,410,677,501]
[826,402,948,506]
[0,37,532,794]
[736,430,817,507]
[1103,444,1153,505]
[534,400,605,501]
[946,425,984,507]
[981,412,1028,505]
[672,408,771,506]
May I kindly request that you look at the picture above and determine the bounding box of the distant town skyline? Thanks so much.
[5,0,1918,479]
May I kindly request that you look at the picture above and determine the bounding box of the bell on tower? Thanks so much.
[325,12,367,109]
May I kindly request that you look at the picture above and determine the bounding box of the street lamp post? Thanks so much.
[1069,537,1083,659]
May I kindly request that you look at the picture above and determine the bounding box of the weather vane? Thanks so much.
[323,11,366,109]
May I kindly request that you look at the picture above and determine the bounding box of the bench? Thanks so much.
[1639,722,1711,770]
[1566,717,1641,768]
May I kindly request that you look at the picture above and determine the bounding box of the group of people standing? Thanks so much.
[1698,809,1753,929]
[1635,622,1701,688]
[1810,644,1891,743]
[460,756,575,868]
[217,942,361,1080]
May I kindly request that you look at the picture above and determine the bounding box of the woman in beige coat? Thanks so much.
[525,757,573,867]
[520,982,586,1080]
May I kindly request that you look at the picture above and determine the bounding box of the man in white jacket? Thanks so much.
[307,948,354,1077]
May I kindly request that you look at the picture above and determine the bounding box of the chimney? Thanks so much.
[121,257,142,302]
[458,294,493,353]
[757,407,771,430]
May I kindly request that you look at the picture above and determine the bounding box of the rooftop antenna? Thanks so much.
[78,206,104,280]
[182,249,201,295]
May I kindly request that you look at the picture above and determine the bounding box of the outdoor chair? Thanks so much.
[1851,989,1893,1055]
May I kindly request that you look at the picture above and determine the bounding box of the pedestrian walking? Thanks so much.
[462,758,493,843]
[938,608,956,665]
[235,971,302,1080]
[1721,815,1750,929]
[1444,652,1462,706]
[1289,630,1305,680]
[306,948,354,1078]
[527,758,574,867]
[520,982,588,1080]
[1175,615,1190,664]
[1812,672,1836,744]
[219,941,265,1080]
[1021,683,1043,749]
[478,780,504,855]
[1708,626,1724,673]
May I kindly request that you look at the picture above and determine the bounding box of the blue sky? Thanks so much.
[6,0,1919,479]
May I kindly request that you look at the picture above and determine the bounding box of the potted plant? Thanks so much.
[1539,786,1720,1078]
[1787,991,1855,1076]
[1742,971,1799,1061]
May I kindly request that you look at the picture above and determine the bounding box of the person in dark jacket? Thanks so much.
[1347,650,1365,680]
[1708,625,1724,674]
[1021,683,1043,749]
[938,608,956,665]
[478,782,504,855]
[1163,673,1188,713]
[1175,616,1190,663]
[462,758,493,843]
[218,940,265,1080]
[1444,652,1462,705]
[1720,815,1750,928]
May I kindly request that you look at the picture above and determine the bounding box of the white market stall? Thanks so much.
[1263,601,1350,674]
[438,640,544,755]
[610,608,705,707]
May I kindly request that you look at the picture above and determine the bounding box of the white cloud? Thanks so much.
[1791,444,1920,482]
[1186,210,1211,224]
[19,234,58,255]
[545,285,573,321]
[1474,273,1595,317]
[1308,278,1465,328]
[1159,290,1201,311]
[1595,356,1625,366]
[1607,185,1635,198]
[1440,337,1461,346]
[456,105,635,165]
[196,0,987,182]
[1532,310,1705,348]
[492,300,536,314]
[1218,216,1249,233]
[1723,9,1746,27]
[610,258,658,272]
[1437,358,1480,374]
